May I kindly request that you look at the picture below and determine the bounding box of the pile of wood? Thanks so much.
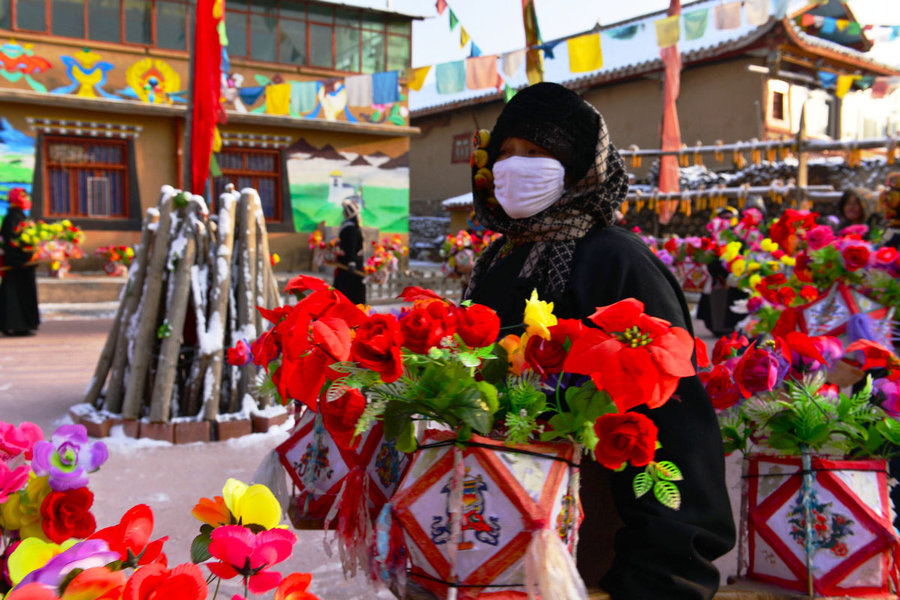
[84,185,281,425]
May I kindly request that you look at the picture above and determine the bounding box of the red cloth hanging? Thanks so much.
[189,0,225,194]
[658,0,682,223]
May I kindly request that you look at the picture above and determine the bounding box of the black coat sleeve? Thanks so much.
[1,209,31,268]
[564,228,735,600]
[337,222,363,268]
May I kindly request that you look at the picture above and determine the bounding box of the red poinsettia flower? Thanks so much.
[122,563,207,600]
[396,286,444,303]
[320,388,366,450]
[89,504,168,568]
[563,299,696,412]
[295,289,367,328]
[711,332,749,365]
[282,275,330,295]
[40,487,96,544]
[694,337,710,369]
[846,340,900,379]
[274,573,320,600]
[207,525,297,594]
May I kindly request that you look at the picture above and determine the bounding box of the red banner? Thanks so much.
[189,0,225,195]
[658,0,682,223]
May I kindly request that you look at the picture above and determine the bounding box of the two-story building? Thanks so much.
[0,0,421,268]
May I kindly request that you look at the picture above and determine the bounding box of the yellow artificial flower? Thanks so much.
[8,538,78,586]
[748,274,762,291]
[722,241,742,263]
[780,255,796,267]
[760,238,779,253]
[522,289,557,340]
[222,478,281,530]
[747,261,762,274]
[1,474,51,541]
[730,259,746,277]
[498,334,527,376]
[766,260,781,272]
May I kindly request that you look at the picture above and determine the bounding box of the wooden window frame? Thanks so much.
[212,146,283,222]
[43,135,130,219]
[451,132,472,165]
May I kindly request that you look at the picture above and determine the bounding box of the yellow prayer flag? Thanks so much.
[836,19,849,31]
[265,83,291,115]
[567,33,603,73]
[836,74,856,98]
[406,66,431,91]
[655,15,680,48]
[460,27,470,48]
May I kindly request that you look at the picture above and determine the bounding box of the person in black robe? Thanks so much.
[333,199,365,305]
[0,188,39,335]
[464,83,734,599]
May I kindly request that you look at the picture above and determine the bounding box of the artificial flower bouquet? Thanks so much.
[10,220,84,274]
[440,229,500,277]
[93,245,134,277]
[364,235,407,284]
[0,420,321,600]
[307,230,342,269]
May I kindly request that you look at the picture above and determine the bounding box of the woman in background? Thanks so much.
[0,188,39,335]
[333,199,365,305]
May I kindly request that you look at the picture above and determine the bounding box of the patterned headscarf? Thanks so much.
[466,101,628,299]
[8,187,30,210]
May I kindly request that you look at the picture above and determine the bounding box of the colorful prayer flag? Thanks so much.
[460,27,470,48]
[470,42,482,57]
[190,0,224,194]
[522,0,543,84]
[265,83,291,115]
[836,19,849,32]
[567,33,603,73]
[435,60,466,94]
[683,9,709,40]
[465,56,498,90]
[372,71,399,104]
[608,24,639,40]
[535,40,561,60]
[655,15,680,48]
[744,0,768,26]
[714,1,741,30]
[817,71,837,89]
[406,66,431,91]
[835,75,856,98]
[821,17,837,35]
[449,9,458,30]
[289,81,318,114]
[504,83,516,103]
[344,74,374,107]
[854,76,875,90]
[846,21,862,36]
[800,13,815,27]
[501,49,526,78]
[871,77,888,99]
[436,0,448,15]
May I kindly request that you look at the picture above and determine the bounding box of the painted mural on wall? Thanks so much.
[287,138,409,234]
[0,117,35,218]
[0,40,52,92]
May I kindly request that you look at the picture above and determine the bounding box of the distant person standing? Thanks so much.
[0,188,39,335]
[880,173,900,248]
[333,199,365,304]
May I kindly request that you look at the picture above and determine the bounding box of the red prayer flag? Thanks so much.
[658,0,681,222]
[190,0,225,194]
[436,0,448,15]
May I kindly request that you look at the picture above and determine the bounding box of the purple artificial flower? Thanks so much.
[30,425,108,492]
[657,249,674,266]
[847,313,892,349]
[824,215,841,228]
[876,378,900,419]
[15,539,119,589]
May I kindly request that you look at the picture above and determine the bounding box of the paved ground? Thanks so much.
[0,308,743,600]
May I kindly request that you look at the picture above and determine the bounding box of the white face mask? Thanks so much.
[493,156,565,219]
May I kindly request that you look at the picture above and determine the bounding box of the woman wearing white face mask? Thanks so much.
[464,83,734,600]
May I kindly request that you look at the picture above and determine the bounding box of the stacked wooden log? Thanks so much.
[84,185,281,426]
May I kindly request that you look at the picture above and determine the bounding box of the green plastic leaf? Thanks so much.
[395,420,417,453]
[480,344,509,384]
[459,352,481,368]
[156,321,172,339]
[633,472,652,498]
[190,531,212,563]
[474,381,499,415]
[653,480,682,510]
[654,461,684,481]
[173,191,190,208]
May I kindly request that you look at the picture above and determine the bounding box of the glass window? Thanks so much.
[212,148,282,221]
[225,0,246,8]
[45,137,129,219]
[309,23,332,68]
[156,0,187,50]
[361,28,384,74]
[0,0,9,30]
[280,3,303,20]
[249,13,277,61]
[361,11,383,31]
[225,10,247,57]
[124,0,152,44]
[88,0,121,43]
[387,16,409,35]
[15,0,46,31]
[279,17,305,64]
[307,3,332,23]
[335,8,358,27]
[51,0,84,38]
[386,34,409,72]
[335,25,359,72]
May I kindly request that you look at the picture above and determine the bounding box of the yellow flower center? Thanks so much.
[616,326,652,347]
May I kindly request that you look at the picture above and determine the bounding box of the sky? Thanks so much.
[374,0,900,69]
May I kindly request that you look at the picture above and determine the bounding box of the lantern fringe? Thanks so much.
[251,448,291,514]
[323,466,373,579]
[523,527,588,600]
[371,502,407,597]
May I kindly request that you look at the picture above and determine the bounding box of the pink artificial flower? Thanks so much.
[804,225,834,251]
[0,422,44,461]
[226,340,254,367]
[841,242,871,272]
[839,224,868,238]
[876,378,900,418]
[207,525,297,594]
[0,461,30,503]
[875,246,898,267]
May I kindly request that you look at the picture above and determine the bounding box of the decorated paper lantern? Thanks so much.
[679,260,710,293]
[390,430,582,599]
[742,454,896,596]
[276,409,410,526]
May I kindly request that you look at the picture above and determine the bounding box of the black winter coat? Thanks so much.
[0,207,39,333]
[467,224,735,600]
[333,217,365,305]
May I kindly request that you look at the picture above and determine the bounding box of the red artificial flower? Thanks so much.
[295,289,367,328]
[799,285,819,302]
[780,332,828,364]
[732,343,781,398]
[663,238,678,255]
[699,365,742,410]
[771,307,801,339]
[226,340,253,367]
[523,335,567,378]
[89,504,168,568]
[455,304,500,348]
[397,286,444,303]
[694,337,710,369]
[207,525,296,594]
[62,566,127,600]
[711,332,749,365]
[320,388,366,450]
[122,563,207,600]
[282,275,330,295]
[251,330,280,369]
[592,412,658,470]
[351,313,404,383]
[275,573,320,600]
[398,302,457,355]
[276,351,328,411]
[804,225,834,251]
[875,246,898,266]
[309,317,352,363]
[563,299,696,412]
[841,244,871,271]
[845,340,900,377]
[257,305,293,326]
[794,252,813,282]
[777,286,797,307]
[40,487,96,544]
[4,584,57,600]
